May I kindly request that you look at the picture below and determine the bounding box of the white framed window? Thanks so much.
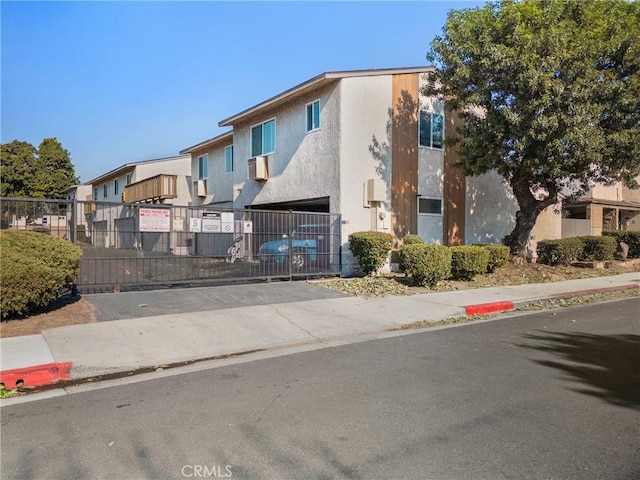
[225,145,233,174]
[419,109,444,149]
[198,154,209,179]
[306,99,320,132]
[418,197,443,215]
[114,179,119,195]
[251,118,276,157]
[125,173,132,186]
[103,184,107,198]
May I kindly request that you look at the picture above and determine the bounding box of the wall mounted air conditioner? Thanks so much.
[193,180,207,197]
[365,178,386,203]
[248,156,269,181]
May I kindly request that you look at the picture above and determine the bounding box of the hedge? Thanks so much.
[578,236,617,261]
[536,238,583,266]
[603,230,640,258]
[402,234,423,245]
[1,230,82,319]
[403,243,452,287]
[474,244,510,272]
[348,231,393,276]
[450,246,490,280]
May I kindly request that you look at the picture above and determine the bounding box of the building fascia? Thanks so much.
[86,155,190,185]
[180,130,233,155]
[219,66,434,127]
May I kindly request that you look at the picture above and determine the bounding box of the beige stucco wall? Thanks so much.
[190,143,233,206]
[465,171,517,244]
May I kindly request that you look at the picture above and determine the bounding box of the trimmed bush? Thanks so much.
[403,234,423,245]
[450,246,490,280]
[348,231,394,276]
[603,230,640,258]
[475,243,511,272]
[578,235,617,261]
[1,230,82,319]
[403,243,452,287]
[536,238,583,266]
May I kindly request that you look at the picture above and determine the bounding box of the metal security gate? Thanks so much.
[1,198,342,293]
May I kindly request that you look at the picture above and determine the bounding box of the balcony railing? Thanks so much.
[122,174,178,203]
[83,194,96,215]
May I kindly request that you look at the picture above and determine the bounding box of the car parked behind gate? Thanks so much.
[258,223,330,270]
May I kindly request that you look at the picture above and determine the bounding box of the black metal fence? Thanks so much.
[1,198,342,293]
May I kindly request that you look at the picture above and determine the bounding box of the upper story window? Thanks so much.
[306,99,320,132]
[94,188,98,201]
[198,154,209,179]
[418,197,443,216]
[114,179,119,195]
[419,109,444,149]
[125,173,132,186]
[225,145,234,174]
[103,184,107,198]
[251,118,276,157]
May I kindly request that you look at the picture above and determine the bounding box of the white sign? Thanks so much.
[221,212,234,233]
[173,217,185,232]
[139,208,170,232]
[243,221,253,233]
[189,218,202,233]
[202,218,221,233]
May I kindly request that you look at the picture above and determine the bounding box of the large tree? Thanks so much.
[0,137,78,199]
[426,0,640,256]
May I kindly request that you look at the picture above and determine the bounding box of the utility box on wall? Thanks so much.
[365,178,386,203]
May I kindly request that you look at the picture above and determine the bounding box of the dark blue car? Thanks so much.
[258,224,329,270]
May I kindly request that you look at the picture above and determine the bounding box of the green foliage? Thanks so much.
[426,0,640,255]
[475,243,511,272]
[0,137,78,199]
[603,230,640,258]
[403,234,424,245]
[578,236,617,261]
[348,231,394,276]
[450,246,490,280]
[403,243,452,287]
[536,238,583,266]
[1,230,81,319]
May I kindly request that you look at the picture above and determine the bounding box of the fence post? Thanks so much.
[71,199,78,243]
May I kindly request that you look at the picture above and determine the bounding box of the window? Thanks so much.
[114,179,119,195]
[418,197,443,215]
[251,119,276,157]
[225,145,234,174]
[103,184,107,198]
[419,109,444,149]
[126,173,132,186]
[94,188,98,201]
[306,100,320,132]
[198,154,209,179]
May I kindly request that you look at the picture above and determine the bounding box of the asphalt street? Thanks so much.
[1,298,639,480]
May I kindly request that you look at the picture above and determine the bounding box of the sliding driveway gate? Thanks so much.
[1,198,342,293]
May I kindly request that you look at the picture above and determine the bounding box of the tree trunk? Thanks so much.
[504,170,558,259]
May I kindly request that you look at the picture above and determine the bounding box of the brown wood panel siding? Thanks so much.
[391,74,419,244]
[443,109,466,245]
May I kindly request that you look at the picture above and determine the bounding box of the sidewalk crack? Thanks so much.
[272,306,326,344]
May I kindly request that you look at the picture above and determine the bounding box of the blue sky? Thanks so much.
[1,1,482,184]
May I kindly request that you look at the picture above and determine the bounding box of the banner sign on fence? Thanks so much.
[221,212,235,233]
[189,217,202,233]
[139,208,171,232]
[202,211,221,233]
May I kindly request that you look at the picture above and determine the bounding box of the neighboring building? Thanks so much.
[182,66,528,274]
[562,179,640,237]
[85,155,192,251]
[63,184,94,242]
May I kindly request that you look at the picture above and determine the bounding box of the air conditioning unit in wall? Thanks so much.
[193,180,207,197]
[248,156,269,181]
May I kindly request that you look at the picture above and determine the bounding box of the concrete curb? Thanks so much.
[0,362,72,390]
[1,281,637,392]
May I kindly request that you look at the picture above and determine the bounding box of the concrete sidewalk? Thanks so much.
[1,272,638,391]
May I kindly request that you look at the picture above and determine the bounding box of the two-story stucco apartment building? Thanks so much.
[181,66,546,273]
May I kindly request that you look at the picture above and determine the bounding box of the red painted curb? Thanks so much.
[465,301,514,316]
[0,362,72,390]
